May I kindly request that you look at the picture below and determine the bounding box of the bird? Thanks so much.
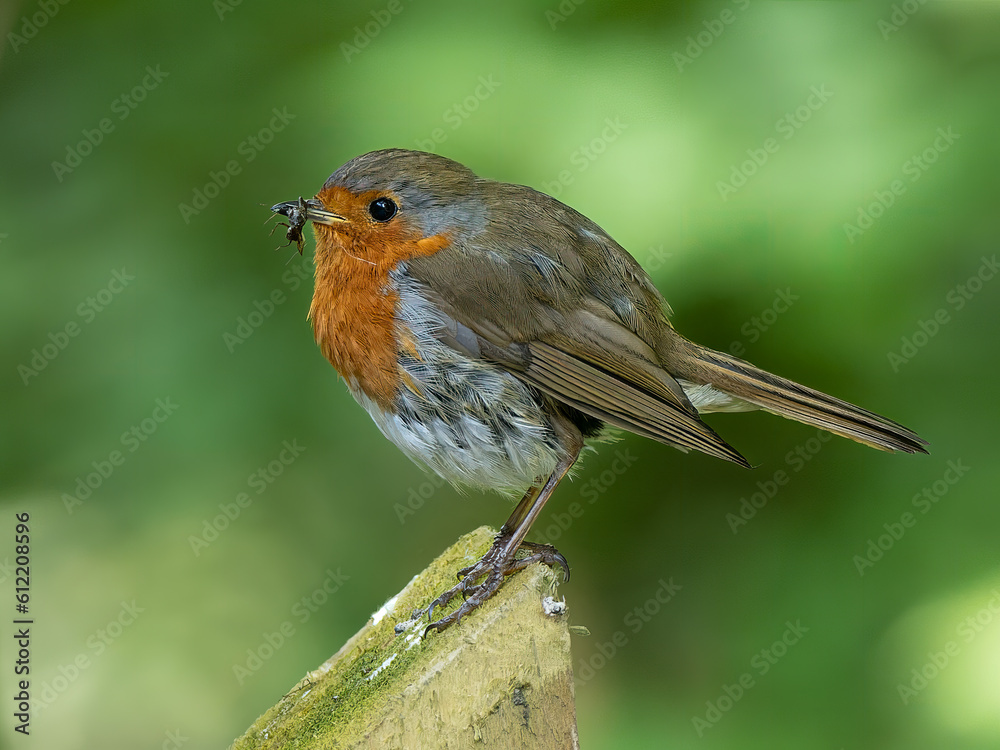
[270,148,928,633]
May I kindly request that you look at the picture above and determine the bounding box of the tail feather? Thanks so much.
[673,340,929,455]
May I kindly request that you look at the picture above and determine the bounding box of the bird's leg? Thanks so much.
[423,431,582,634]
[420,484,543,623]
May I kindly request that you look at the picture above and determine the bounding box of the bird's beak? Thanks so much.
[270,196,347,227]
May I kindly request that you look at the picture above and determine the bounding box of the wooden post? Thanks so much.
[230,527,579,749]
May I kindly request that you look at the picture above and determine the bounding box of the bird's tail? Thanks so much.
[671,339,929,454]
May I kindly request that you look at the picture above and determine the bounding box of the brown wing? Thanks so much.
[403,182,750,467]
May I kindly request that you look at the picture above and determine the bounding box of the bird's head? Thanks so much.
[270,149,487,267]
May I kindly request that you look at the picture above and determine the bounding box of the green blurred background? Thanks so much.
[2,1,998,748]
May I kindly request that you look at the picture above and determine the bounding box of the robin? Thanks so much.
[270,148,927,633]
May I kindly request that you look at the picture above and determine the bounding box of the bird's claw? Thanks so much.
[420,537,570,635]
[512,541,571,581]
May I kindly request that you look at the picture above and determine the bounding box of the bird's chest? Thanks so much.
[314,263,565,493]
[309,259,402,410]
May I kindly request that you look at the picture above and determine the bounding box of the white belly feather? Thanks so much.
[348,267,565,495]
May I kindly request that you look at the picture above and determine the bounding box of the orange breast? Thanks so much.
[308,202,448,412]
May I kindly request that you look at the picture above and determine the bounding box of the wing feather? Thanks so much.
[524,342,750,465]
[402,181,749,466]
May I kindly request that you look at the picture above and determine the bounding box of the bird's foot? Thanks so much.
[421,536,570,634]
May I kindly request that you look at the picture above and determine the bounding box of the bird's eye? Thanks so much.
[368,197,397,222]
